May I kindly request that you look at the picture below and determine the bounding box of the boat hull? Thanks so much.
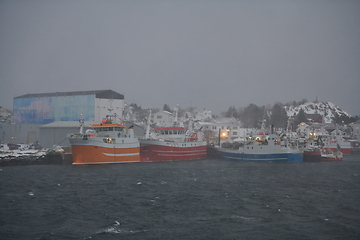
[303,150,322,162]
[140,139,207,162]
[321,156,343,161]
[8,143,21,150]
[217,148,303,163]
[69,137,140,164]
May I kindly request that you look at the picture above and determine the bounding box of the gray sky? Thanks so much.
[1,0,359,116]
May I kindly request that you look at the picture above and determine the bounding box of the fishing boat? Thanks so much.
[321,144,343,161]
[319,135,351,155]
[216,133,303,163]
[301,132,322,162]
[7,143,21,150]
[321,147,343,161]
[68,114,140,165]
[139,110,207,162]
[303,147,322,162]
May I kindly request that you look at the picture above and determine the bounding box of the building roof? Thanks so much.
[15,90,124,100]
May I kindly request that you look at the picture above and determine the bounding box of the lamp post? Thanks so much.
[227,126,231,142]
[218,128,221,146]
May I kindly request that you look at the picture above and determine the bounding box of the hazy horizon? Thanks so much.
[1,1,359,116]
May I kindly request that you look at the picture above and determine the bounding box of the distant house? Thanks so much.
[194,109,212,121]
[151,111,174,127]
[306,113,323,123]
[183,109,212,122]
[0,106,11,123]
[197,117,245,143]
[351,119,360,138]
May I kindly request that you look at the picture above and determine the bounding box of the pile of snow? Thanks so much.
[285,101,350,123]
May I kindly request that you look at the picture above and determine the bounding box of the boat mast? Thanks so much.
[174,104,179,126]
[145,109,152,139]
[79,113,84,134]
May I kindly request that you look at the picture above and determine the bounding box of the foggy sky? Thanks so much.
[1,0,359,116]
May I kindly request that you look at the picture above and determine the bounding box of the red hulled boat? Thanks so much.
[139,111,207,162]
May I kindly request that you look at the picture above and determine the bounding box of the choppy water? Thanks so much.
[1,155,360,240]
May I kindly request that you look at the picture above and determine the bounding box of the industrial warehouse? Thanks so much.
[0,90,144,148]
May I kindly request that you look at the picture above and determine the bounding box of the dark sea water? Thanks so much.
[1,155,360,240]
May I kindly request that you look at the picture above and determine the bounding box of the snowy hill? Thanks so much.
[285,101,350,123]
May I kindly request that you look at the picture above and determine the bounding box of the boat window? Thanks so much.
[109,127,113,131]
[169,130,173,134]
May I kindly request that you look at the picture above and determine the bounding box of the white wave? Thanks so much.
[231,215,255,220]
[103,226,147,235]
[95,221,148,235]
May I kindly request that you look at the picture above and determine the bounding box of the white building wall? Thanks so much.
[94,98,124,121]
[151,111,174,126]
[352,121,360,138]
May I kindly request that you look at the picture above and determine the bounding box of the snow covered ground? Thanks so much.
[286,101,350,123]
[0,144,64,158]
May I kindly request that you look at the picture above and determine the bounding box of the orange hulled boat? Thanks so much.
[68,115,140,165]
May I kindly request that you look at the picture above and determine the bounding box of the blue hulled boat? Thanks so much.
[216,134,303,163]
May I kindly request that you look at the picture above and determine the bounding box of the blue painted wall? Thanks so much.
[14,95,95,123]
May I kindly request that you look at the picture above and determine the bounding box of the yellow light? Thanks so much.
[221,132,227,137]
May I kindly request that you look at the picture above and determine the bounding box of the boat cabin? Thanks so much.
[154,127,187,135]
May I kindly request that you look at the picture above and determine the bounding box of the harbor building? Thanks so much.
[1,90,138,148]
[13,90,124,124]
